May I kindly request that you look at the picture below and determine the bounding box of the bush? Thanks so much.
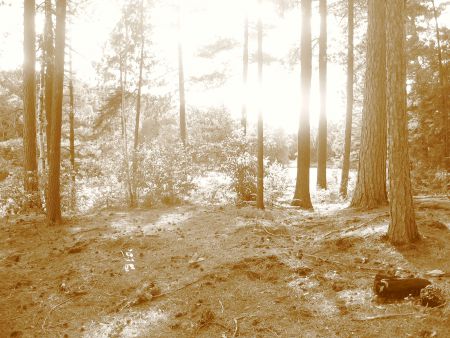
[264,161,291,206]
[222,131,291,206]
[138,139,195,205]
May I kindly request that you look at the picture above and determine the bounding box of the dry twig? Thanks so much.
[232,318,238,338]
[353,312,423,321]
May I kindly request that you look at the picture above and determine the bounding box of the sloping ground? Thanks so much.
[0,198,449,338]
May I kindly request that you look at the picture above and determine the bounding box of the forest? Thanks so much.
[0,0,449,337]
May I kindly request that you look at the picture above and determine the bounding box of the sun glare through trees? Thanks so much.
[0,0,449,337]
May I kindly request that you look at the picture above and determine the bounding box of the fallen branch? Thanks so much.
[353,312,422,321]
[323,214,388,239]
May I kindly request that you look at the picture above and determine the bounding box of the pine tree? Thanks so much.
[292,0,313,210]
[386,0,419,244]
[46,0,66,224]
[69,51,76,211]
[350,0,387,209]
[23,0,40,208]
[317,0,328,189]
[43,0,54,158]
[339,0,354,198]
[256,0,264,210]
[242,10,249,135]
[131,0,145,207]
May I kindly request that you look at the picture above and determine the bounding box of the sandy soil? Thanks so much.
[1,197,449,338]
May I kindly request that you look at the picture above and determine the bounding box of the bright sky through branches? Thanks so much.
[0,0,448,132]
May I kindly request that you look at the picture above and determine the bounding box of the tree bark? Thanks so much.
[46,0,66,225]
[69,53,76,211]
[386,0,419,244]
[44,0,54,158]
[340,0,354,198]
[292,0,313,210]
[132,0,145,207]
[23,0,40,208]
[350,0,387,209]
[317,0,328,189]
[256,0,264,210]
[119,45,133,207]
[37,52,47,205]
[241,11,249,136]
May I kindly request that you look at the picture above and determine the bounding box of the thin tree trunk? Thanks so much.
[431,0,448,164]
[350,0,387,209]
[292,0,313,210]
[256,0,264,210]
[317,0,328,189]
[178,4,187,146]
[37,51,47,207]
[386,0,419,244]
[132,0,145,207]
[69,52,76,211]
[44,0,54,158]
[119,54,133,207]
[241,11,249,135]
[23,0,40,209]
[340,0,354,198]
[47,0,66,225]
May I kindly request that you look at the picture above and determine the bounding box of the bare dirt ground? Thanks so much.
[1,197,449,338]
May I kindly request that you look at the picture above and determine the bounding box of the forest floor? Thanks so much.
[0,196,449,338]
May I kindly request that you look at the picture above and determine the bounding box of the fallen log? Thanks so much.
[373,273,431,299]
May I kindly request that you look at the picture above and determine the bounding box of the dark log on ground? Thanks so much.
[374,274,431,299]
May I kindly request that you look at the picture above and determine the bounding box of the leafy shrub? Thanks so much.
[264,161,291,206]
[222,130,257,203]
[222,130,291,206]
[138,139,195,205]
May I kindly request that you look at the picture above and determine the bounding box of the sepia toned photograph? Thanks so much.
[0,0,449,337]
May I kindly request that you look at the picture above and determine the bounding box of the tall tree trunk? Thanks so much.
[431,0,448,165]
[47,0,66,225]
[386,0,418,244]
[241,11,249,136]
[317,0,328,189]
[44,0,54,158]
[292,0,313,210]
[119,53,133,207]
[69,52,75,211]
[132,0,145,207]
[178,5,187,146]
[340,0,354,198]
[256,0,264,210]
[350,0,387,209]
[37,50,47,206]
[23,0,40,208]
